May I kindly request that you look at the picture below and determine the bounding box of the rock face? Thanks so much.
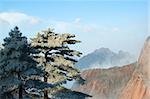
[72,63,137,99]
[119,37,150,99]
[73,37,150,99]
[76,48,135,70]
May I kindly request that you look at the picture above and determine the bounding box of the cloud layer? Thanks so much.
[0,11,146,57]
[0,12,40,26]
[0,12,43,40]
[0,12,122,35]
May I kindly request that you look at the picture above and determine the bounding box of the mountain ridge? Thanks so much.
[73,36,150,99]
[119,36,150,99]
[76,48,136,70]
[72,63,137,99]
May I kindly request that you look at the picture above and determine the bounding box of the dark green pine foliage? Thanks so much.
[51,86,92,99]
[30,28,84,98]
[0,27,53,99]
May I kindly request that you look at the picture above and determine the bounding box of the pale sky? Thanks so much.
[0,0,149,58]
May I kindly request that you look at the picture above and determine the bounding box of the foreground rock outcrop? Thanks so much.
[119,37,150,99]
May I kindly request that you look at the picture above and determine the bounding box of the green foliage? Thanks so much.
[0,27,85,98]
[0,27,53,98]
[30,28,84,97]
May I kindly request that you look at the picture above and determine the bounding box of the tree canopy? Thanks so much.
[30,28,84,98]
[0,27,53,99]
[0,27,89,99]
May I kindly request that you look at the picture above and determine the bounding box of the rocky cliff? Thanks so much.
[73,37,150,99]
[119,37,150,99]
[72,63,137,99]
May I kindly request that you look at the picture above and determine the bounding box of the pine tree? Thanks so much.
[30,28,84,99]
[0,27,53,99]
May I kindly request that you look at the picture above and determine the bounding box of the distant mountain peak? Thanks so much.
[95,48,111,52]
[94,48,113,54]
[76,48,136,70]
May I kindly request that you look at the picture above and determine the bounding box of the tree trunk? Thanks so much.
[19,85,23,99]
[44,74,48,99]
[44,51,49,99]
[18,73,23,99]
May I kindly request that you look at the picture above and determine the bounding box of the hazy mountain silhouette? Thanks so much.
[76,48,136,70]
